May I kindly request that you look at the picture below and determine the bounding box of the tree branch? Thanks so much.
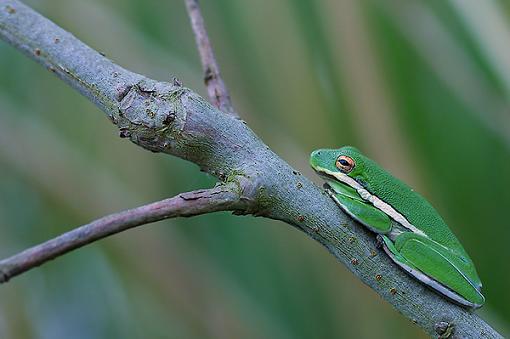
[184,0,237,116]
[0,1,502,337]
[0,185,246,284]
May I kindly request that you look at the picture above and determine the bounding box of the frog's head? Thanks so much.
[310,146,369,188]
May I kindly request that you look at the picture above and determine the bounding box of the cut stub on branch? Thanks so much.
[115,79,189,153]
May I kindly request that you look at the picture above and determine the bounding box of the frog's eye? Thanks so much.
[336,156,355,173]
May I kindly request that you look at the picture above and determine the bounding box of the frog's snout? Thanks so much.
[310,150,322,168]
[310,150,321,158]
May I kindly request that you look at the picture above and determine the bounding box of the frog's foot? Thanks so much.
[380,234,484,308]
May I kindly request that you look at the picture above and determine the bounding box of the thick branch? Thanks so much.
[0,1,502,337]
[184,0,237,116]
[0,185,245,283]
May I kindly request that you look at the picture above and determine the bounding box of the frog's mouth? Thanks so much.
[312,170,345,193]
[313,166,364,192]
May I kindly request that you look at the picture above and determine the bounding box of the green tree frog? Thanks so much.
[310,146,484,308]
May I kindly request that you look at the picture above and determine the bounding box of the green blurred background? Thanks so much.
[1,0,509,338]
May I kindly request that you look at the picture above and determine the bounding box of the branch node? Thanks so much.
[172,76,182,87]
[0,269,9,283]
[5,4,15,14]
[119,128,130,138]
[435,321,455,338]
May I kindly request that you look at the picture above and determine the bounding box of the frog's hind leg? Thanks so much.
[379,234,484,308]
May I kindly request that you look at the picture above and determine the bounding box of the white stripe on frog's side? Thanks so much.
[319,167,427,238]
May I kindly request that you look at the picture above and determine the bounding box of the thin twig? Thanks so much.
[184,0,237,117]
[0,186,245,283]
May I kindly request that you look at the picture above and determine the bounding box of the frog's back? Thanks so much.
[360,156,460,247]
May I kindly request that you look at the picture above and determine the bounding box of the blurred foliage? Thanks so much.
[1,0,509,338]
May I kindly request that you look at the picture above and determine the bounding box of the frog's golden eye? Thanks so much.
[336,155,355,173]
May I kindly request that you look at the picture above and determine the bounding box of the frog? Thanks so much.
[310,146,484,308]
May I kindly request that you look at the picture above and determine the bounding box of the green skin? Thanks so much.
[310,146,485,308]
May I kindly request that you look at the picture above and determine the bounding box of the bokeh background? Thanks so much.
[1,0,509,338]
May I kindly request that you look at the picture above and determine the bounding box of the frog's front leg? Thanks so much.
[380,233,485,308]
[326,182,391,234]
